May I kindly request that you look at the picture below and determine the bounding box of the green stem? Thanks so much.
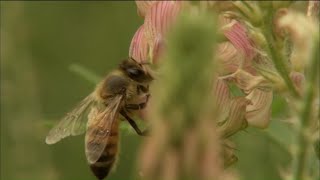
[261,5,300,98]
[292,40,319,180]
[270,39,299,98]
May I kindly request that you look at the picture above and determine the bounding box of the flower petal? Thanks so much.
[246,89,273,129]
[221,68,272,93]
[217,97,251,138]
[135,1,157,17]
[129,25,149,63]
[151,34,165,64]
[215,42,256,75]
[212,78,232,123]
[223,21,255,60]
[222,139,238,167]
[144,1,182,49]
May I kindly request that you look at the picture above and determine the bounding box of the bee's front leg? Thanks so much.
[120,110,149,136]
[125,102,147,110]
[125,93,150,110]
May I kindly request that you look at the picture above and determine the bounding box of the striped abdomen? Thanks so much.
[89,121,120,180]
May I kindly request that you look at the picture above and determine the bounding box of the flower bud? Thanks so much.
[232,1,263,26]
[277,10,319,72]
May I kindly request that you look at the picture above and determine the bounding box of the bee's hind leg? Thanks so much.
[120,110,149,136]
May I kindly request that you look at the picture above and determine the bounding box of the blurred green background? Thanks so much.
[0,1,314,180]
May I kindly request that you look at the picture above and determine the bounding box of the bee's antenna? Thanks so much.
[129,57,139,63]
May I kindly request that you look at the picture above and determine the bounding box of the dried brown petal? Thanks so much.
[290,71,305,96]
[222,140,238,167]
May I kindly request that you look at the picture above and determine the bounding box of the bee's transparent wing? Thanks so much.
[45,94,95,144]
[85,95,123,164]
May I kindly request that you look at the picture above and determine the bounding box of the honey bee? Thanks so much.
[45,57,153,180]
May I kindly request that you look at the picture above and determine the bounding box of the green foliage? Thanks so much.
[69,64,101,84]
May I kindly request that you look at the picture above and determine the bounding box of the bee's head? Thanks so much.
[119,57,153,83]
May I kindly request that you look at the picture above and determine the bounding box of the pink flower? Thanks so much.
[130,1,182,64]
[144,1,181,39]
[129,25,149,63]
[223,21,255,60]
[130,0,274,130]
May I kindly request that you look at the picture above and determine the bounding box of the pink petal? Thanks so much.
[246,89,273,129]
[144,1,182,49]
[129,25,149,63]
[135,1,157,17]
[218,97,251,138]
[223,21,256,60]
[215,42,256,75]
[216,42,243,74]
[151,35,165,64]
[212,78,232,122]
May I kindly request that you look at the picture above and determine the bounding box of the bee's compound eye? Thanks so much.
[127,68,143,78]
